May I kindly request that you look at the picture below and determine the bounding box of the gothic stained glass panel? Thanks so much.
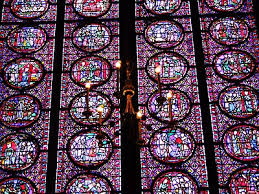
[146,52,189,85]
[10,0,49,19]
[68,130,113,168]
[149,127,195,164]
[152,170,198,193]
[0,176,37,193]
[3,57,45,90]
[1,0,57,22]
[0,133,39,171]
[0,1,57,192]
[198,0,259,192]
[70,56,112,87]
[143,0,182,15]
[55,0,121,192]
[73,0,111,18]
[136,0,209,192]
[72,23,112,52]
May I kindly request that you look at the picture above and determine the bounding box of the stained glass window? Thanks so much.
[135,0,210,192]
[198,0,259,192]
[0,0,258,193]
[0,0,57,192]
[55,0,121,193]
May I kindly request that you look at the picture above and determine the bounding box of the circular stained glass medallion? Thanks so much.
[3,58,45,90]
[7,26,47,53]
[73,0,111,17]
[152,171,198,194]
[213,50,256,81]
[145,20,184,48]
[11,0,49,19]
[144,0,181,15]
[149,127,195,164]
[146,52,189,85]
[218,85,258,119]
[70,56,111,87]
[72,23,111,52]
[223,125,259,162]
[229,168,259,194]
[0,133,39,171]
[69,91,112,126]
[147,89,191,122]
[0,177,36,193]
[205,0,243,12]
[66,173,113,193]
[0,94,41,128]
[209,17,249,45]
[68,130,112,168]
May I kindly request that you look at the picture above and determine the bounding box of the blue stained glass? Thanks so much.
[66,173,113,193]
[229,168,259,194]
[145,20,184,48]
[144,0,182,15]
[68,130,113,168]
[223,125,259,162]
[152,171,198,193]
[149,127,195,164]
[213,50,256,81]
[0,177,36,193]
[7,26,47,53]
[72,23,111,52]
[3,57,45,90]
[218,85,258,119]
[11,0,49,19]
[0,94,41,128]
[0,133,39,171]
[209,17,249,45]
[73,0,111,17]
[205,0,243,12]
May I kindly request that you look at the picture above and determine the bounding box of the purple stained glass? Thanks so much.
[68,130,112,168]
[209,17,249,45]
[149,127,195,164]
[144,0,181,15]
[152,171,198,193]
[205,0,243,12]
[10,0,49,19]
[69,91,112,125]
[218,85,258,119]
[70,56,111,87]
[66,173,112,193]
[0,133,39,171]
[73,0,111,17]
[145,20,184,48]
[146,52,189,85]
[3,57,45,90]
[72,23,111,52]
[223,125,258,162]
[0,94,41,128]
[213,50,256,81]
[7,26,47,53]
[229,168,259,194]
[0,177,36,193]
[147,89,191,122]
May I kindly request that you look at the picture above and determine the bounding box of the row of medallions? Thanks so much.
[139,2,202,193]
[201,1,259,193]
[0,1,57,191]
[61,1,118,193]
[140,2,258,193]
[144,16,250,51]
[6,0,111,19]
[143,0,244,15]
[0,19,50,194]
[150,167,259,193]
